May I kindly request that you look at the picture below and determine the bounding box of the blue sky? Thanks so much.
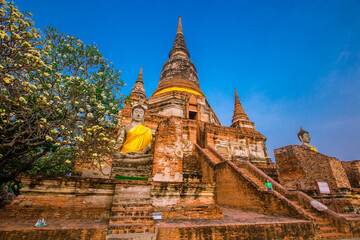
[17,0,360,161]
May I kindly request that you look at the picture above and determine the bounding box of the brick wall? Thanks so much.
[214,162,307,219]
[157,221,316,240]
[196,150,215,183]
[274,145,351,191]
[152,117,184,182]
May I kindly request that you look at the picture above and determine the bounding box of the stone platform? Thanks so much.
[0,207,316,240]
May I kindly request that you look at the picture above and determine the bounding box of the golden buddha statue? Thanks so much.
[115,105,152,159]
[297,127,317,152]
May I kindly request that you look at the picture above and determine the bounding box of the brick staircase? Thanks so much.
[106,184,156,240]
[235,162,349,239]
[202,148,223,164]
[235,161,348,239]
[235,162,267,191]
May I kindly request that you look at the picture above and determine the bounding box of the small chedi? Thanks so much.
[1,17,360,240]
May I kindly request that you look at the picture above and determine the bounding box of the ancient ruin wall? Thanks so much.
[152,117,184,182]
[342,160,360,188]
[275,145,351,191]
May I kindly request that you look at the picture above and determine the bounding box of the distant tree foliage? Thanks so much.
[0,0,125,186]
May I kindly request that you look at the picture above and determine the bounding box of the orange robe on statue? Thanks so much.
[120,124,152,153]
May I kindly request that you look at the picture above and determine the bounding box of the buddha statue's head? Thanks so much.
[297,127,310,145]
[131,105,146,122]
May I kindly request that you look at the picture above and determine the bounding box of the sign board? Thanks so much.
[317,182,331,194]
[153,212,162,220]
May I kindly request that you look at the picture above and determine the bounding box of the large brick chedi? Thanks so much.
[274,145,351,191]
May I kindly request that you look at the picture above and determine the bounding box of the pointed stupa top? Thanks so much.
[232,88,249,124]
[169,16,190,59]
[130,66,146,100]
[152,17,201,96]
[135,66,143,83]
[177,16,183,34]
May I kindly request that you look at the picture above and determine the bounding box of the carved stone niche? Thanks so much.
[249,141,267,158]
[231,139,249,158]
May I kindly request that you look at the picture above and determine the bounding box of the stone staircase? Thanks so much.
[106,184,156,240]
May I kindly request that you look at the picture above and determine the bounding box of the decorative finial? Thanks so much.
[235,88,240,106]
[177,16,183,34]
[136,66,143,83]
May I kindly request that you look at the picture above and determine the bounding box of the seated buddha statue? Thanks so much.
[114,105,152,162]
[297,127,318,152]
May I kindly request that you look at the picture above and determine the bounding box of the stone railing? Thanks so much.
[207,145,227,163]
[195,144,217,167]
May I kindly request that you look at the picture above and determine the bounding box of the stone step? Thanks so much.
[320,232,348,239]
[108,224,155,235]
[320,226,338,233]
[110,216,154,225]
[106,233,156,240]
[114,189,151,195]
[113,194,152,199]
[111,201,153,210]
[111,210,153,218]
[113,201,152,206]
[113,197,151,201]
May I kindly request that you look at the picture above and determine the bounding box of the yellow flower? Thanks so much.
[4,78,11,84]
[19,97,27,104]
[22,41,31,48]
[45,135,53,141]
[92,153,98,157]
[50,129,59,134]
[40,118,46,123]
[65,160,71,164]
[74,136,84,142]
[60,125,65,130]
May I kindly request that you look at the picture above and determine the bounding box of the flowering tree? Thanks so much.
[0,0,125,186]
